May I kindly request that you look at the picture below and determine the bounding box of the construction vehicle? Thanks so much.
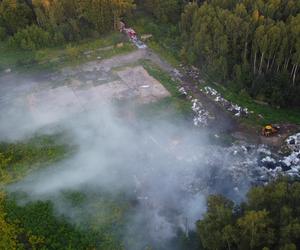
[262,124,279,137]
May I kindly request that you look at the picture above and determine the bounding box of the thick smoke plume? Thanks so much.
[1,74,257,249]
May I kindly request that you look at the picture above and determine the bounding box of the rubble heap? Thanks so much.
[282,133,300,175]
[202,86,249,117]
[191,99,210,127]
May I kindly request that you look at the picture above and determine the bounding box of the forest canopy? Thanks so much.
[197,178,300,250]
[0,0,135,48]
[179,0,300,107]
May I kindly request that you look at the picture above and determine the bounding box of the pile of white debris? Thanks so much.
[191,99,210,127]
[202,86,249,117]
[177,85,211,127]
[258,133,300,178]
[178,86,187,96]
[282,133,300,175]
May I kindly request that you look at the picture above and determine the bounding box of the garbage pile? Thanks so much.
[191,99,210,127]
[202,86,249,117]
[122,27,147,49]
[178,86,187,96]
[177,85,211,127]
[281,133,300,175]
[257,134,300,178]
[179,64,201,81]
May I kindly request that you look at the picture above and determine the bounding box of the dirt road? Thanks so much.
[141,49,237,134]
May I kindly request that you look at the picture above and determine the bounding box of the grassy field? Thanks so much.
[0,32,135,73]
[139,59,192,121]
[0,134,74,185]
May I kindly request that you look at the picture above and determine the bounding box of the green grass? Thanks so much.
[0,32,135,73]
[0,134,74,185]
[111,59,191,120]
[206,82,300,127]
[138,59,191,120]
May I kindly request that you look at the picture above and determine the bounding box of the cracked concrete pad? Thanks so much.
[116,66,170,103]
[28,86,83,124]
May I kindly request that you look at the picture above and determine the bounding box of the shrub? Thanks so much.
[65,44,80,61]
[0,26,6,41]
[8,25,50,50]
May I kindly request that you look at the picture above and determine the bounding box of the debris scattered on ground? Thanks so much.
[191,99,210,127]
[83,50,93,55]
[178,86,187,96]
[4,68,11,73]
[202,86,249,117]
[116,42,124,48]
[132,38,147,49]
[172,69,183,79]
[177,85,212,127]
[281,133,300,174]
[141,34,153,41]
[256,133,300,178]
[179,64,201,81]
[286,133,300,151]
[122,27,147,49]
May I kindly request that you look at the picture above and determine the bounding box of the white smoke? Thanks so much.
[1,74,259,249]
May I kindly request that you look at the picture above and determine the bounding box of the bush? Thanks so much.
[65,44,80,61]
[8,25,50,50]
[0,26,6,41]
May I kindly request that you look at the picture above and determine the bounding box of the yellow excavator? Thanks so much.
[262,124,279,137]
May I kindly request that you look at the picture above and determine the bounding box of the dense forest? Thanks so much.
[139,0,300,107]
[1,0,299,106]
[0,0,135,49]
[197,178,300,250]
[179,0,300,107]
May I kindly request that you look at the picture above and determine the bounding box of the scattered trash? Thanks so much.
[179,65,200,80]
[116,42,124,48]
[191,99,210,127]
[202,86,249,117]
[280,133,300,173]
[4,68,11,73]
[141,34,153,41]
[122,27,147,49]
[178,86,187,96]
[286,133,300,151]
[83,50,93,55]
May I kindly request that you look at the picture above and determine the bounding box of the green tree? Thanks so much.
[237,210,274,250]
[197,195,235,250]
[0,0,33,35]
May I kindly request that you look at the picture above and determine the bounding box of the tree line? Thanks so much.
[179,0,300,107]
[135,0,300,107]
[197,178,300,250]
[0,0,135,50]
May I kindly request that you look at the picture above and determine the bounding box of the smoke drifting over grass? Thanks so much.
[1,74,257,249]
